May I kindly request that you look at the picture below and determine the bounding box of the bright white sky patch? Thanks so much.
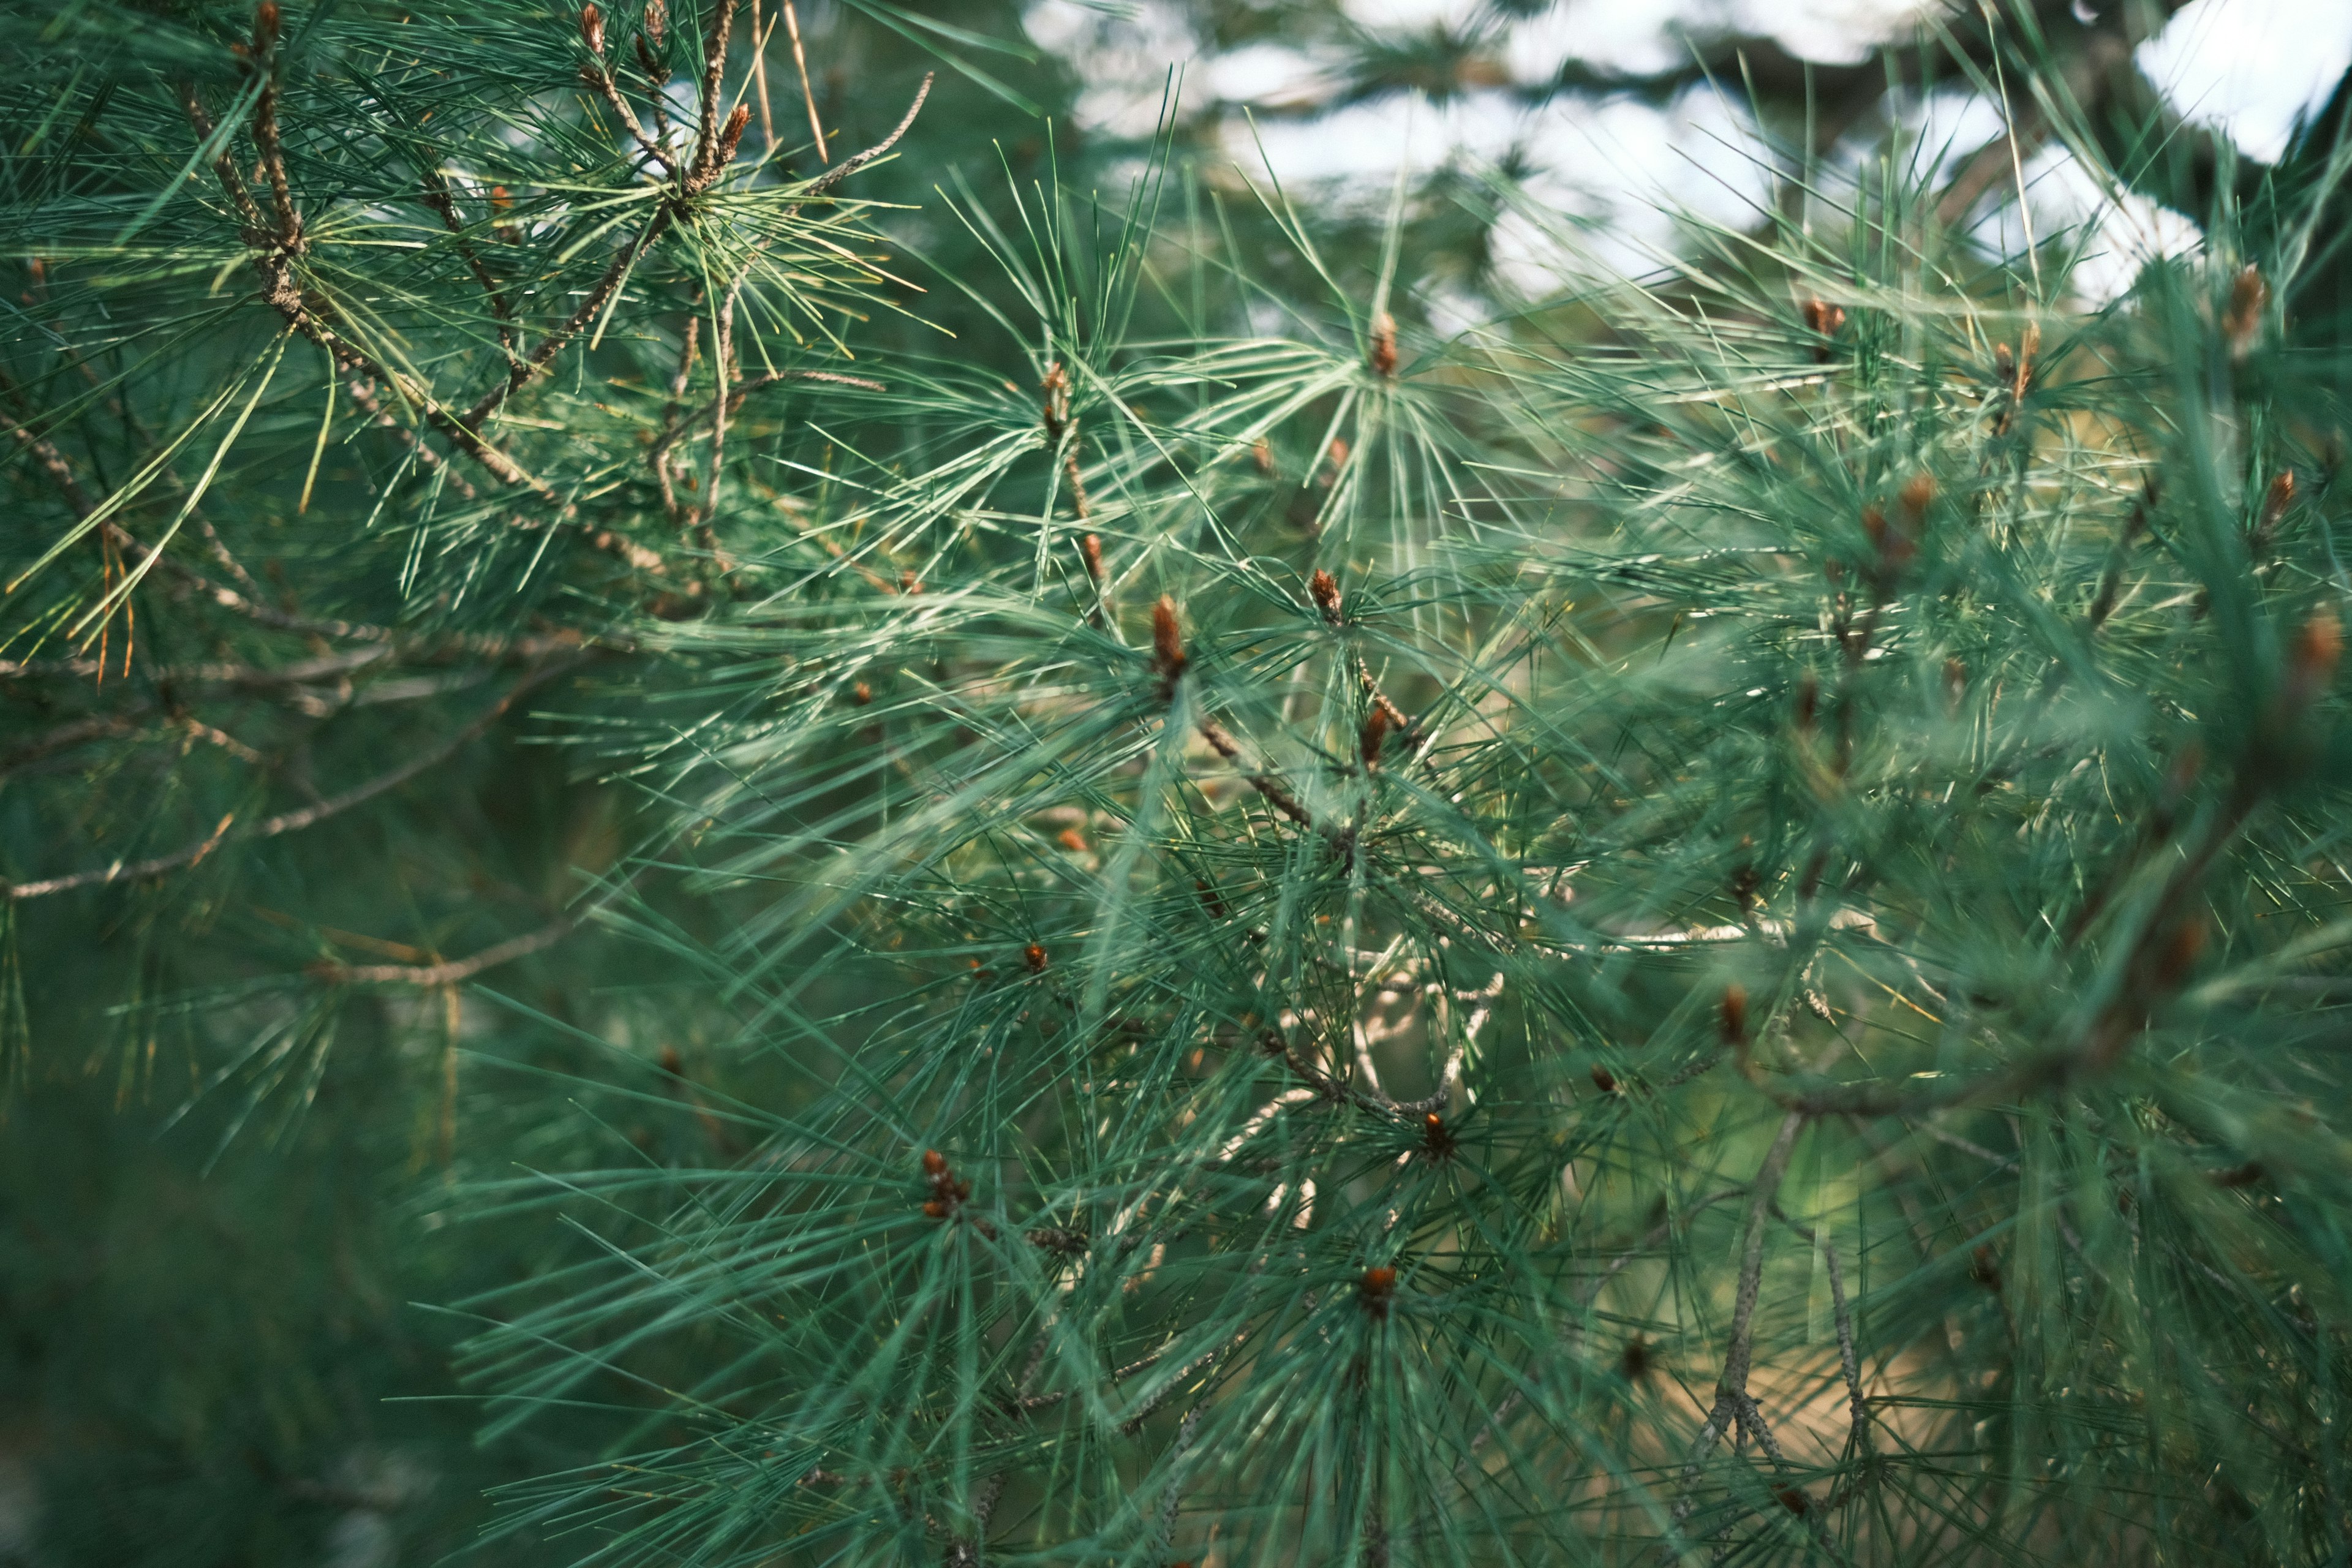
[2138,0,2352,163]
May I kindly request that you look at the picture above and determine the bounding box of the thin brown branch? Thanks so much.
[585,62,680,176]
[418,172,519,361]
[6,660,578,900]
[1196,715,1314,829]
[312,911,581,986]
[794,73,931,201]
[1665,1112,1803,1557]
[465,206,674,429]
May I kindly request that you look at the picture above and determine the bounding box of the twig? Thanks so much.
[418,170,518,361]
[465,206,674,429]
[1197,715,1313,829]
[6,660,578,900]
[310,909,581,985]
[1665,1112,1803,1559]
[793,74,931,202]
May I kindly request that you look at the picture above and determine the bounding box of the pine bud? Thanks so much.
[643,0,665,45]
[1420,1112,1456,1159]
[1251,435,1275,476]
[1992,341,2015,386]
[1718,983,1747,1045]
[1368,311,1397,377]
[1899,471,1936,524]
[1309,568,1341,623]
[2224,264,2267,360]
[850,681,872,706]
[922,1148,947,1177]
[1151,595,1186,680]
[1358,1265,1396,1319]
[1041,361,1069,442]
[254,0,280,49]
[1619,1339,1651,1380]
[1589,1063,1618,1095]
[898,568,921,595]
[579,2,604,55]
[1079,532,1104,586]
[718,102,750,160]
[1801,297,1845,359]
[2151,916,2206,990]
[2281,608,2341,717]
[1023,942,1048,974]
[1360,704,1389,767]
[1324,437,1349,481]
[1863,502,1913,582]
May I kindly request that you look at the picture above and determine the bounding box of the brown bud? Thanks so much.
[1421,1112,1456,1159]
[1359,1265,1397,1318]
[1619,1339,1650,1380]
[2015,322,2040,394]
[899,569,922,595]
[1863,503,1913,581]
[634,29,669,82]
[1023,943,1049,974]
[1151,595,1186,680]
[1325,437,1350,479]
[579,2,604,54]
[1992,341,2015,386]
[1943,657,1967,713]
[2263,471,2296,530]
[922,1199,947,1218]
[1589,1063,1618,1095]
[254,0,281,48]
[643,0,665,45]
[922,1148,948,1176]
[1251,435,1275,476]
[2224,264,2268,358]
[1899,471,1936,523]
[657,1043,685,1077]
[2284,608,2342,715]
[1969,1245,2002,1291]
[1774,1485,1811,1517]
[1079,532,1105,586]
[1057,827,1088,853]
[2253,470,2296,556]
[719,103,750,160]
[2152,917,2207,990]
[1801,297,1845,339]
[1369,311,1397,377]
[850,680,872,706]
[1195,879,1227,919]
[1718,983,1747,1045]
[1041,361,1069,440]
[1309,568,1341,623]
[1359,704,1389,768]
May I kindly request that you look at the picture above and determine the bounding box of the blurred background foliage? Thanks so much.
[3,0,2351,1562]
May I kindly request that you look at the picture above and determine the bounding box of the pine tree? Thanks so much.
[7,1,2352,1564]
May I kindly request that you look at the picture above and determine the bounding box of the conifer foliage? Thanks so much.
[7,1,2352,1565]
